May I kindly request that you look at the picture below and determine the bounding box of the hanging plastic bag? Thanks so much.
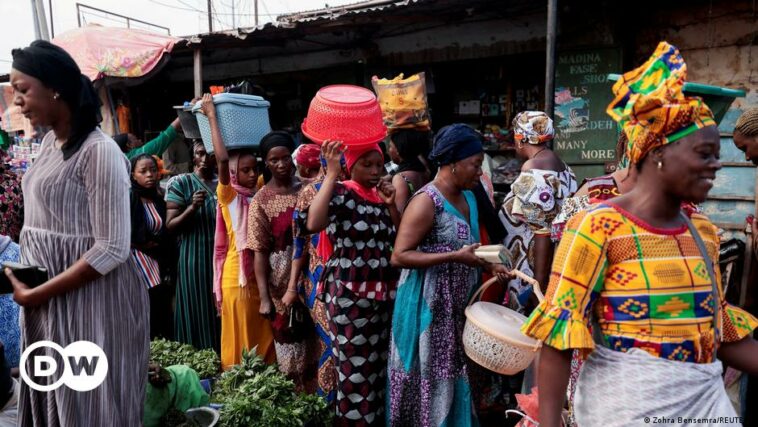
[371,72,430,131]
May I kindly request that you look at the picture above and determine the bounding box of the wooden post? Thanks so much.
[193,49,203,98]
[544,0,558,118]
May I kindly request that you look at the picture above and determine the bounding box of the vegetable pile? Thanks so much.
[150,339,221,379]
[213,349,332,427]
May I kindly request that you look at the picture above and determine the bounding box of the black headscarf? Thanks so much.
[260,131,296,159]
[390,129,428,174]
[11,40,101,160]
[429,124,483,166]
[260,131,296,183]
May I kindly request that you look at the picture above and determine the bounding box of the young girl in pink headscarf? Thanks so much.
[200,94,275,369]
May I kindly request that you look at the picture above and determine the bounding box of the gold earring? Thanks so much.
[452,166,457,175]
[657,161,663,170]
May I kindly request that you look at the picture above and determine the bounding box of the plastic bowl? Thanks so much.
[301,85,387,145]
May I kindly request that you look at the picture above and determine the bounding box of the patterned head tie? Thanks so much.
[512,111,555,145]
[607,41,715,165]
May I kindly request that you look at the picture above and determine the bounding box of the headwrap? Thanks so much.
[343,143,384,204]
[391,129,428,173]
[12,40,101,160]
[429,124,483,166]
[513,111,554,145]
[113,133,129,153]
[213,152,256,300]
[295,143,321,169]
[607,41,715,165]
[260,131,296,160]
[344,143,383,174]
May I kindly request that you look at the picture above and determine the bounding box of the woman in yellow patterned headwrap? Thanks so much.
[522,42,758,427]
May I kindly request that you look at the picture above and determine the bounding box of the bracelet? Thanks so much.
[286,289,298,294]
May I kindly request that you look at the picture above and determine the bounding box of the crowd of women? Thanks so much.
[2,39,758,427]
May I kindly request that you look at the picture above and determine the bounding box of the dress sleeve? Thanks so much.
[293,182,345,235]
[521,209,608,355]
[81,136,132,275]
[216,182,237,206]
[246,194,272,253]
[165,175,188,207]
[505,170,565,235]
[551,195,591,241]
[125,124,177,160]
[293,182,318,238]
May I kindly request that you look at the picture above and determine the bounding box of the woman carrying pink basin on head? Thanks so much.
[295,85,399,426]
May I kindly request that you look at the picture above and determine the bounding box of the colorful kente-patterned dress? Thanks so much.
[523,201,758,361]
[499,168,577,313]
[387,184,480,427]
[295,182,398,427]
[292,176,336,402]
[247,183,318,392]
[166,173,220,352]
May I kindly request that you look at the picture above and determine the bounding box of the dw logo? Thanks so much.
[19,341,108,392]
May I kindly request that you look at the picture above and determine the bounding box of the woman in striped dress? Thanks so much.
[5,40,148,426]
[166,141,220,352]
[130,154,174,340]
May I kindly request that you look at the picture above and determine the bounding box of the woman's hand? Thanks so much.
[191,190,206,210]
[282,289,299,308]
[199,93,216,118]
[215,298,222,316]
[378,179,396,206]
[259,297,274,318]
[4,268,44,307]
[321,140,345,179]
[487,263,514,284]
[452,244,486,267]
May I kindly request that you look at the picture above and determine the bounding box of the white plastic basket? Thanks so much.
[463,270,544,375]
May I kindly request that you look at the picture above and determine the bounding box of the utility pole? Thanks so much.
[254,0,258,26]
[231,0,235,28]
[207,0,213,32]
[30,0,50,40]
[30,0,41,39]
[48,0,54,38]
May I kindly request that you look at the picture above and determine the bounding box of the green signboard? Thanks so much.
[553,48,622,165]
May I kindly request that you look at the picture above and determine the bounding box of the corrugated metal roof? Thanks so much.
[276,0,420,23]
[176,0,427,47]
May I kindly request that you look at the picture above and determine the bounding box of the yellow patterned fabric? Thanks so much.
[522,202,758,363]
[607,41,716,165]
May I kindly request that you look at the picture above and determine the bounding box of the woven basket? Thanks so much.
[463,270,544,375]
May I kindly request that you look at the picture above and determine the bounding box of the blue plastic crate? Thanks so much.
[193,93,272,154]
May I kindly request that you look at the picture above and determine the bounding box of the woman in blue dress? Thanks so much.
[387,124,510,426]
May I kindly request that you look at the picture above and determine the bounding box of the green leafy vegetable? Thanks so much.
[213,349,332,427]
[150,339,221,379]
